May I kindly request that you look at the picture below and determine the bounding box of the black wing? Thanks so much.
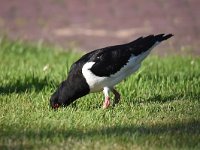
[89,34,173,77]
[89,45,132,77]
[67,44,132,78]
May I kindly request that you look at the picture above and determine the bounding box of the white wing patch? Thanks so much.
[82,62,107,92]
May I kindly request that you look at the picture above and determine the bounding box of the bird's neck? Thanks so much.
[59,76,90,106]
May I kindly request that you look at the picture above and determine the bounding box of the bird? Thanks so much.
[50,34,173,109]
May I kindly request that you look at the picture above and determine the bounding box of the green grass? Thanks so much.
[0,37,200,150]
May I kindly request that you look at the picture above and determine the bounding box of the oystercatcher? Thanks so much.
[50,34,173,109]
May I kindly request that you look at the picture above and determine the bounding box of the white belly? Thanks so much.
[82,50,150,92]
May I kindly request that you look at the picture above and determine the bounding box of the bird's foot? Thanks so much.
[103,97,110,109]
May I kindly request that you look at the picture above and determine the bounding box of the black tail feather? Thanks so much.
[155,34,174,42]
[128,33,173,56]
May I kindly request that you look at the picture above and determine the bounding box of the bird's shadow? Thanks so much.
[129,92,200,105]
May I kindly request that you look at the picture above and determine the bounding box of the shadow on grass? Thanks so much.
[1,120,200,148]
[150,93,200,103]
[130,93,200,105]
[0,76,56,94]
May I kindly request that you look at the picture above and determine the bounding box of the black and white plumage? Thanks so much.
[50,34,173,109]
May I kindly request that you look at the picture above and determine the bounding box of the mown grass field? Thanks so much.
[0,38,200,150]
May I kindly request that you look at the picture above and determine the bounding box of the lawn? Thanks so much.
[0,38,200,150]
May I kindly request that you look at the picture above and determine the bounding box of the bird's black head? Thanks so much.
[50,80,74,109]
[50,90,60,109]
[50,78,90,110]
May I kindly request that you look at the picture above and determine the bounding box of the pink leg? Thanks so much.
[103,87,110,109]
[103,96,110,109]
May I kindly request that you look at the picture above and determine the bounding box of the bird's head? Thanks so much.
[50,75,90,110]
[49,90,61,109]
[50,81,74,110]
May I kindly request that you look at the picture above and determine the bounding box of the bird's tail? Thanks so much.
[154,34,174,42]
[127,33,173,56]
